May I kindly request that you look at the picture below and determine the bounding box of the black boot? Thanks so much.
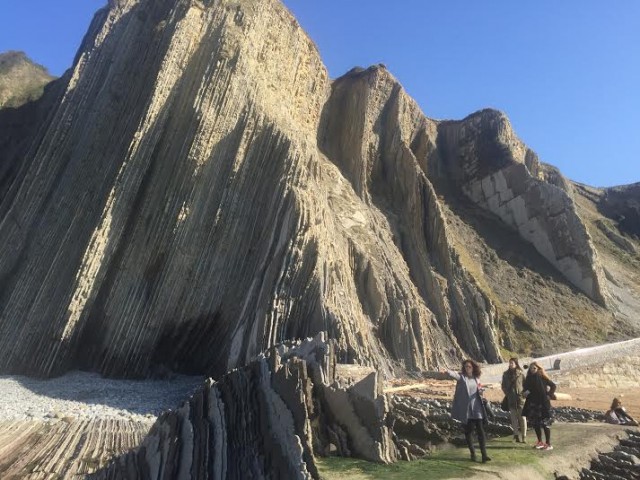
[482,455,492,463]
[469,449,477,462]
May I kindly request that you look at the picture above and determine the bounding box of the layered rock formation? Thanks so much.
[0,418,151,478]
[0,0,638,381]
[93,334,396,479]
[437,110,607,306]
[0,0,496,379]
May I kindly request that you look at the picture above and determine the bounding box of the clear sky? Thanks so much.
[1,1,638,187]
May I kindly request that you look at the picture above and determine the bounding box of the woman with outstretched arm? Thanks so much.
[442,359,491,463]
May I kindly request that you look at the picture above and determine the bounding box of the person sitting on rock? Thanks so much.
[501,357,527,443]
[522,362,556,451]
[442,359,492,463]
[605,398,639,426]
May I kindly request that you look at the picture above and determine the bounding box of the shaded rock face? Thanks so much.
[0,0,635,380]
[93,335,397,479]
[600,182,640,238]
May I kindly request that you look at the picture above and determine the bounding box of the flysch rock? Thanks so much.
[437,110,608,306]
[0,418,151,479]
[0,372,203,478]
[0,0,508,380]
[91,333,396,479]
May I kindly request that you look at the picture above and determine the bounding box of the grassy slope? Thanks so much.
[439,192,617,358]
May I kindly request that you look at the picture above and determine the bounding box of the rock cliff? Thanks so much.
[0,0,637,381]
[437,110,607,306]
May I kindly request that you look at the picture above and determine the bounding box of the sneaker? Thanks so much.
[533,441,545,449]
[542,444,554,451]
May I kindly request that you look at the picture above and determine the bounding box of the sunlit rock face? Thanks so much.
[437,110,607,306]
[0,51,54,109]
[0,0,634,380]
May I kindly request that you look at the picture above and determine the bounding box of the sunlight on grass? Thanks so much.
[317,435,541,480]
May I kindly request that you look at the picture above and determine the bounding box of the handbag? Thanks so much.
[482,397,495,421]
[475,379,495,422]
[500,395,509,412]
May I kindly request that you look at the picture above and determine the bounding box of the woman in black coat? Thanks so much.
[522,362,556,450]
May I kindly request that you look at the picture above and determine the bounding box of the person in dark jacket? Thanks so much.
[442,359,491,463]
[501,357,527,443]
[522,362,556,450]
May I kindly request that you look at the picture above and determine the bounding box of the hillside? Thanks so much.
[0,51,54,109]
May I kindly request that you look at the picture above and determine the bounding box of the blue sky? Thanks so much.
[1,1,638,187]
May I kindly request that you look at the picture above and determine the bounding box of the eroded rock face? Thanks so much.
[600,182,640,238]
[93,334,397,479]
[0,418,152,478]
[437,110,607,306]
[0,0,500,379]
[0,0,634,380]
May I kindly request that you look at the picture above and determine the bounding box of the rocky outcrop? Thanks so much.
[581,430,640,480]
[319,65,502,364]
[600,182,640,238]
[93,334,397,479]
[0,51,54,109]
[0,418,151,478]
[437,110,607,306]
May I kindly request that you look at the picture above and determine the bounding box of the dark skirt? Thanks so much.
[526,401,553,428]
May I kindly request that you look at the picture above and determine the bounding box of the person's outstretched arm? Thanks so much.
[441,369,461,380]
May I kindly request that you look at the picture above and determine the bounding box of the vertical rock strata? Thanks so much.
[93,334,397,479]
[0,0,503,378]
[319,66,501,363]
[0,0,613,379]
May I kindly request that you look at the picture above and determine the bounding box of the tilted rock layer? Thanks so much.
[0,0,638,379]
[93,335,396,479]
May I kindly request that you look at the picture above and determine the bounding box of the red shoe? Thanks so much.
[542,444,554,451]
[534,441,545,449]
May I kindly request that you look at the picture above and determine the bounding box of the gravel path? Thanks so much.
[0,371,204,422]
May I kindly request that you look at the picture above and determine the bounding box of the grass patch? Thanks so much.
[317,436,540,479]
